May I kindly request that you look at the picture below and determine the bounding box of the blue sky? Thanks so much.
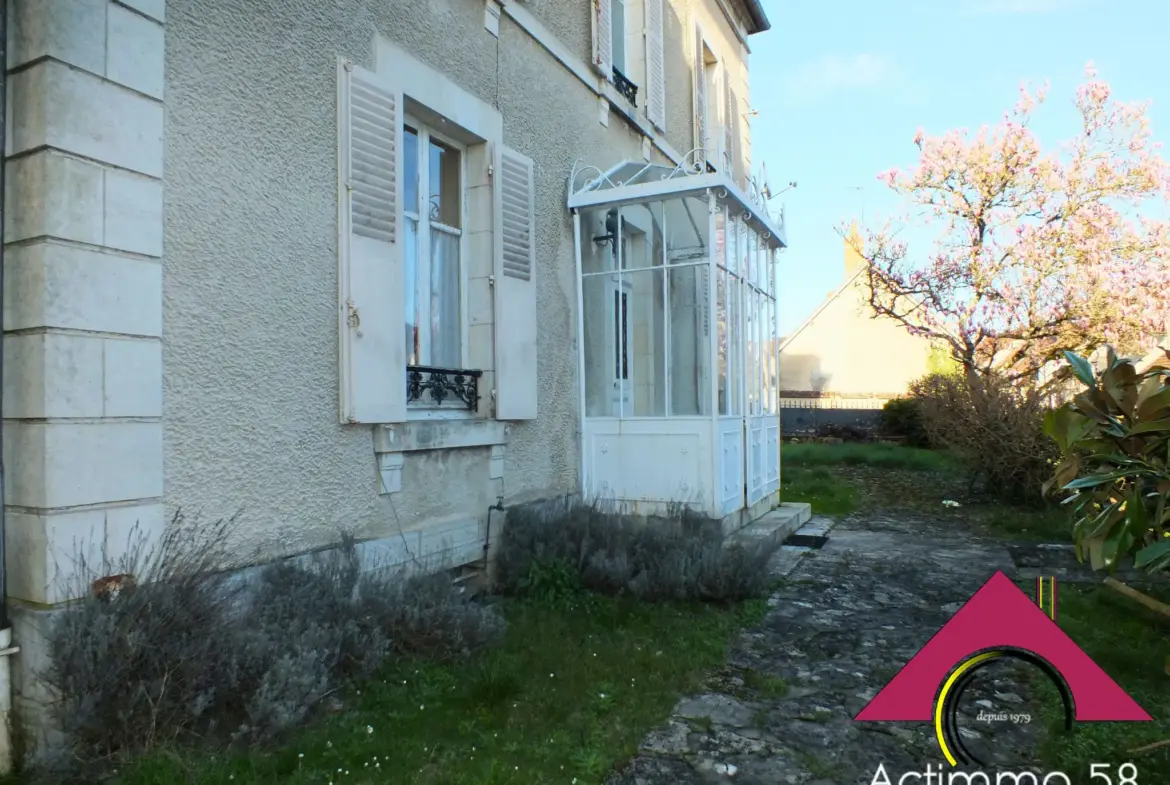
[749,0,1170,335]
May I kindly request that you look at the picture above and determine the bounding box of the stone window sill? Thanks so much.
[375,418,508,454]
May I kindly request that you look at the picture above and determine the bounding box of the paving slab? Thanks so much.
[607,510,1063,785]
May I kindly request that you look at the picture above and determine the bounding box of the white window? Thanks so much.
[593,0,665,124]
[403,120,465,371]
[337,47,539,426]
[611,0,627,75]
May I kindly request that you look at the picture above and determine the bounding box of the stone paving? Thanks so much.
[607,510,1062,785]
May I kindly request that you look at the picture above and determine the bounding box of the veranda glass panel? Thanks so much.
[619,202,665,270]
[725,211,734,276]
[717,269,729,415]
[582,273,614,416]
[626,267,667,416]
[670,264,710,416]
[664,196,710,265]
[745,285,756,416]
[715,209,728,414]
[729,272,742,416]
[581,207,617,274]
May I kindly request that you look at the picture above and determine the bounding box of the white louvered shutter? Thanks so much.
[494,145,538,420]
[724,77,736,174]
[644,0,666,129]
[592,0,613,77]
[337,60,406,424]
[693,26,707,164]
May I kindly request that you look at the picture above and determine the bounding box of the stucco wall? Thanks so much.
[162,0,735,560]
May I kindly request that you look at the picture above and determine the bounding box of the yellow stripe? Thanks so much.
[934,651,1003,766]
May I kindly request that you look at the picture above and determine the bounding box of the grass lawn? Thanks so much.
[107,596,765,785]
[1036,582,1170,777]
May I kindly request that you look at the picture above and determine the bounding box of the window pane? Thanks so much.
[746,288,756,415]
[428,138,461,228]
[669,265,710,416]
[618,203,662,269]
[717,269,728,415]
[729,275,741,415]
[583,274,612,416]
[581,207,617,274]
[404,217,420,365]
[429,228,461,368]
[627,268,666,416]
[404,126,419,214]
[665,197,709,265]
[612,0,626,72]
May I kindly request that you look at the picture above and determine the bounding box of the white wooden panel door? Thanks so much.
[719,417,745,516]
[765,418,780,495]
[746,415,767,505]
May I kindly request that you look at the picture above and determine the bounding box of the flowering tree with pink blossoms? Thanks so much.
[850,63,1170,384]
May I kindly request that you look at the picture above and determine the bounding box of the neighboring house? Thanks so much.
[778,228,936,412]
[1,0,785,746]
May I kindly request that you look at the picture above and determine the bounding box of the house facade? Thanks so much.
[778,228,937,424]
[1,0,782,750]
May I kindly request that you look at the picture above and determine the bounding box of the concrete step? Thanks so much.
[725,502,812,550]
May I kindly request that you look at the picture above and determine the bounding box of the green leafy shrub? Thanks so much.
[1043,349,1170,573]
[495,497,779,603]
[910,370,1058,504]
[879,397,930,447]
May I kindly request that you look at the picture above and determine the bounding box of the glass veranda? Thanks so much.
[569,157,786,522]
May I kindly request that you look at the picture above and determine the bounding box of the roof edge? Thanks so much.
[742,0,771,33]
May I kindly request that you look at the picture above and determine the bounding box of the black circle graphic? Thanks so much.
[940,648,1075,768]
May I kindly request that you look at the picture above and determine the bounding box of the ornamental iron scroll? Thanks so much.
[612,67,638,106]
[406,366,482,411]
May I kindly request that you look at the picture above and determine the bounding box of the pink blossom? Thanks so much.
[854,65,1170,380]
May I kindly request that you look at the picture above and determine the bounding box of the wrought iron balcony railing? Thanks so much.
[612,67,638,106]
[406,366,482,411]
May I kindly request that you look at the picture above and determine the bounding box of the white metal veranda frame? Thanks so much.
[568,151,786,528]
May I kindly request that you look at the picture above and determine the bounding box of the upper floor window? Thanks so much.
[592,0,666,126]
[403,120,464,372]
[612,0,627,75]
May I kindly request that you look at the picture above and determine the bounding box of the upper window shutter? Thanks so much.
[337,60,406,424]
[493,145,538,420]
[592,0,614,76]
[723,74,735,173]
[644,0,666,129]
[693,26,707,162]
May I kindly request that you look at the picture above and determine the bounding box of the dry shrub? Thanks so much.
[909,371,1058,504]
[495,497,780,603]
[37,512,502,773]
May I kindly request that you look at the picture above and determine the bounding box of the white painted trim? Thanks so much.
[498,0,683,165]
[572,211,589,498]
[375,419,508,453]
[567,170,785,247]
[375,36,504,145]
